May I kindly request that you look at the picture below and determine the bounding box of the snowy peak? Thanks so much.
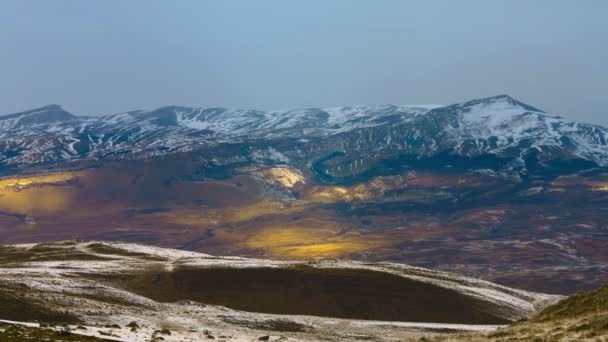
[448,95,546,125]
[1,104,76,120]
[464,95,544,112]
[0,104,77,132]
[417,96,608,165]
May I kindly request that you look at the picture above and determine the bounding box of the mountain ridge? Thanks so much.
[1,95,607,175]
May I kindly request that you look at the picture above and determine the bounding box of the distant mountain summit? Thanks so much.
[1,95,607,179]
[421,95,608,164]
[0,104,77,129]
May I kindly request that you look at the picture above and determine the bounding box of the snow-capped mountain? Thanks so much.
[437,96,608,164]
[1,95,607,177]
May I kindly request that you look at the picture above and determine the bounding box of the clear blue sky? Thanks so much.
[1,0,607,125]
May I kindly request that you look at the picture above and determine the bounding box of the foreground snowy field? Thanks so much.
[0,241,560,341]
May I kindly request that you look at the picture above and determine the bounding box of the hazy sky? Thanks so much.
[1,1,607,125]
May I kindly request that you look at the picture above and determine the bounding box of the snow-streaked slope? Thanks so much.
[441,95,608,163]
[1,95,607,169]
[0,104,434,166]
[2,240,558,320]
[97,104,433,137]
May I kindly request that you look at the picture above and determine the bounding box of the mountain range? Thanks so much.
[2,95,607,177]
[1,95,608,296]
